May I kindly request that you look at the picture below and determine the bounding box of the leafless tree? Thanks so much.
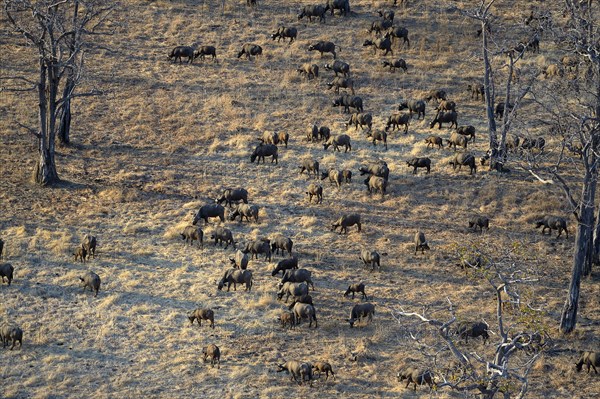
[460,0,539,171]
[393,244,546,398]
[457,0,599,335]
[514,0,600,334]
[2,0,113,185]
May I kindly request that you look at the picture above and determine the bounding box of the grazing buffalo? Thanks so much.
[272,27,298,44]
[193,204,225,225]
[238,44,263,59]
[332,95,363,113]
[308,41,338,58]
[250,144,278,164]
[169,46,197,64]
[298,5,327,22]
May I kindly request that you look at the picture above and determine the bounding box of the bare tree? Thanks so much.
[2,0,113,185]
[393,245,546,398]
[554,0,600,333]
[465,1,498,155]
[517,0,600,334]
[457,0,598,334]
[461,0,538,171]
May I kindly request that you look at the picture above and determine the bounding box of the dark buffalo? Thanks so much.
[168,46,198,64]
[238,44,263,59]
[398,100,425,120]
[332,95,363,113]
[298,5,327,22]
[193,204,225,225]
[250,144,278,164]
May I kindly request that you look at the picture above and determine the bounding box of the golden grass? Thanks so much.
[163,220,191,240]
[27,228,74,257]
[97,188,141,204]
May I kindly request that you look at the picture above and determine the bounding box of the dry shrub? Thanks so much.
[320,153,340,165]
[143,180,171,194]
[182,201,202,210]
[282,68,303,86]
[3,225,27,238]
[208,138,227,154]
[203,92,239,123]
[28,228,74,257]
[258,207,269,221]
[164,220,192,240]
[352,337,375,360]
[97,188,141,204]
[297,216,318,229]
[163,15,191,38]
[123,221,147,235]
[245,228,263,242]
[1,225,28,258]
[394,133,417,147]
[253,113,270,132]
[524,190,565,216]
[224,133,256,150]
[244,294,279,310]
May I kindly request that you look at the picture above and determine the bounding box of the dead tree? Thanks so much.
[461,1,537,172]
[517,1,600,334]
[2,0,112,185]
[393,244,545,398]
[464,2,497,163]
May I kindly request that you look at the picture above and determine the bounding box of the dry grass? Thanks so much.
[1,0,599,398]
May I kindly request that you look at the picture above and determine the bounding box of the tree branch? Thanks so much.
[0,85,37,92]
[552,171,581,221]
[48,0,69,9]
[525,168,555,184]
[55,88,104,107]
[89,5,116,33]
[17,122,41,138]
[0,75,38,85]
[4,4,43,46]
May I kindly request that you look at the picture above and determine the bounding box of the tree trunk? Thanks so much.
[57,78,73,145]
[560,166,596,333]
[482,20,497,153]
[592,205,600,266]
[582,135,597,277]
[495,54,515,170]
[58,0,78,147]
[584,134,599,277]
[32,55,60,185]
[590,65,600,272]
[33,148,59,185]
[481,18,509,173]
[560,239,583,334]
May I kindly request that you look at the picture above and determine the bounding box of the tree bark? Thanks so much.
[497,54,515,168]
[583,133,599,277]
[33,148,59,186]
[58,1,79,146]
[560,244,583,334]
[592,204,600,266]
[560,165,596,333]
[57,78,73,145]
[482,19,497,153]
[32,59,59,185]
[590,71,600,273]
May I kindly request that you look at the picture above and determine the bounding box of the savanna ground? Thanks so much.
[0,0,599,397]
